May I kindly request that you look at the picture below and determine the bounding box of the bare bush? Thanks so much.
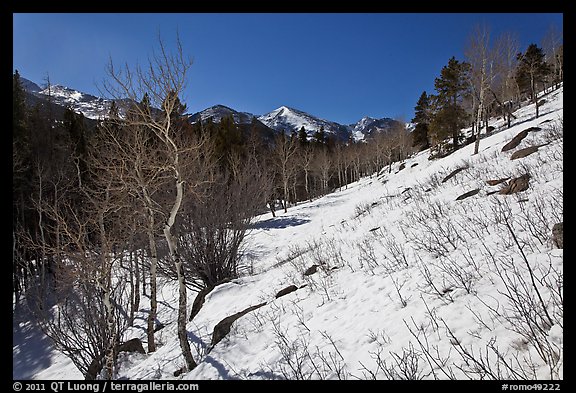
[358,340,430,380]
[270,320,349,380]
[176,162,268,290]
[403,199,463,258]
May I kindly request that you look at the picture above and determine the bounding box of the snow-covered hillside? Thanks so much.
[13,86,563,380]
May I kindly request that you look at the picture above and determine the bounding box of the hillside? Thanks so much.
[13,86,563,380]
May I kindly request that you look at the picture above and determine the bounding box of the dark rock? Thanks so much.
[511,146,539,160]
[303,265,318,276]
[537,99,546,106]
[275,285,298,299]
[86,357,103,380]
[173,367,185,377]
[398,162,406,171]
[524,126,542,132]
[425,188,432,193]
[411,163,418,168]
[154,322,165,332]
[486,190,500,196]
[189,280,231,321]
[486,177,510,186]
[189,285,215,321]
[442,167,467,183]
[117,338,146,354]
[298,284,308,289]
[211,303,267,347]
[501,129,529,152]
[456,189,480,201]
[369,227,381,232]
[402,187,411,194]
[552,222,563,249]
[499,174,530,195]
[487,126,495,133]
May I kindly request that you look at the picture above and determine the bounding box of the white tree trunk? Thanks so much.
[163,178,196,371]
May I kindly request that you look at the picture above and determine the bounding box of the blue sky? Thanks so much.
[13,13,562,125]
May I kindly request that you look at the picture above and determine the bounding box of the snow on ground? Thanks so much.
[13,86,563,380]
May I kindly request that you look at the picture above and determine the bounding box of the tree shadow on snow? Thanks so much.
[204,355,242,380]
[13,307,55,379]
[251,217,310,230]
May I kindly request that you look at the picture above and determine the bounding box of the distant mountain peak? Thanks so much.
[258,106,351,140]
[190,104,257,125]
[21,77,112,119]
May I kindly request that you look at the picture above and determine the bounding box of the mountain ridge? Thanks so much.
[21,76,401,141]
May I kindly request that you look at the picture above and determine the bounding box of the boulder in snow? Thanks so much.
[511,146,540,160]
[275,285,298,299]
[499,174,530,195]
[552,222,563,249]
[117,338,146,355]
[456,189,480,201]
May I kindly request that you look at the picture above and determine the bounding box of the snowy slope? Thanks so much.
[14,86,563,380]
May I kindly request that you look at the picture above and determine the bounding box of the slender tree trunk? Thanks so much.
[143,195,158,353]
[338,163,342,192]
[133,249,140,319]
[283,180,289,213]
[304,169,310,201]
[163,178,196,371]
[103,284,116,379]
[98,208,116,380]
[474,102,482,155]
[128,251,135,327]
[146,224,158,353]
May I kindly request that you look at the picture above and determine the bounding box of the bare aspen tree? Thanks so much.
[466,24,499,155]
[103,35,205,372]
[28,152,133,379]
[95,112,166,353]
[541,24,563,90]
[314,147,332,195]
[273,132,299,212]
[298,144,315,200]
[493,32,520,129]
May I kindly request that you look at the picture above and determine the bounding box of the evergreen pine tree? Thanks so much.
[63,106,88,186]
[297,126,308,145]
[313,125,326,145]
[429,57,471,152]
[411,91,431,151]
[13,70,28,147]
[516,44,550,118]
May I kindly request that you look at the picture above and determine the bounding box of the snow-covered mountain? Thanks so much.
[189,105,257,125]
[349,116,401,141]
[22,77,114,120]
[258,105,352,141]
[20,76,401,142]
